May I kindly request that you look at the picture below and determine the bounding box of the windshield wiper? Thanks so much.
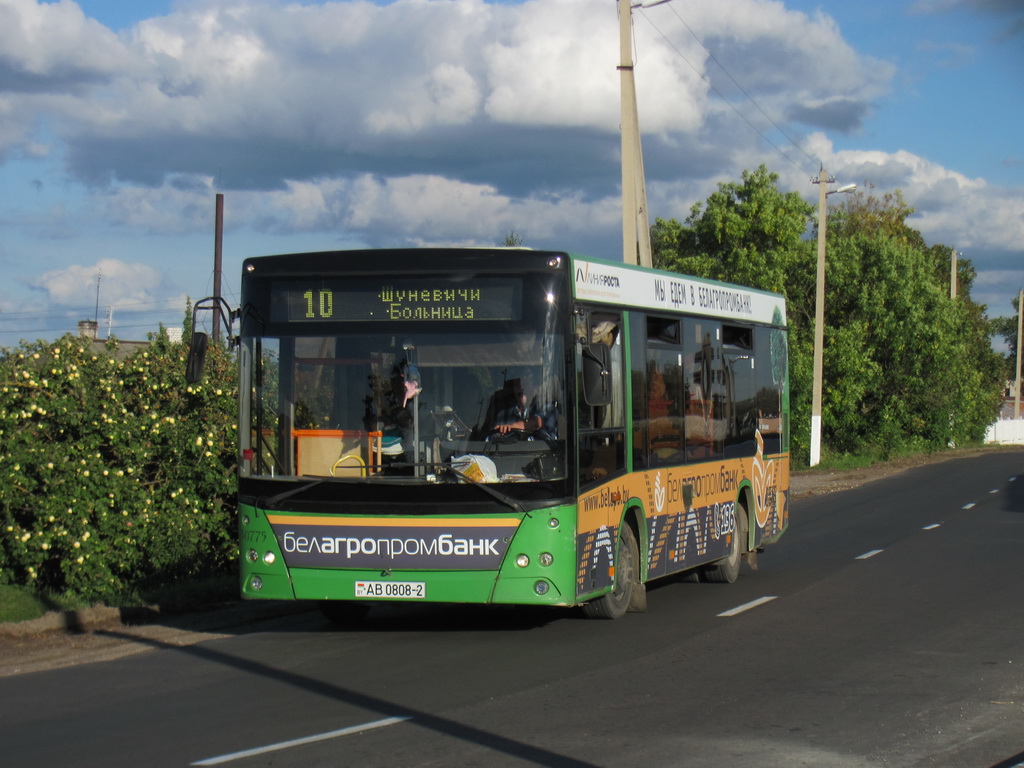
[260,477,341,507]
[446,466,528,515]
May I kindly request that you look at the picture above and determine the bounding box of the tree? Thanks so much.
[652,169,1005,463]
[652,165,814,296]
[501,230,524,247]
[0,331,238,601]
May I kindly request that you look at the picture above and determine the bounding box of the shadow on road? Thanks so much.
[96,625,599,767]
[1001,473,1024,514]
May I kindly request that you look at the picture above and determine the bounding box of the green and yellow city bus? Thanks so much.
[189,248,789,621]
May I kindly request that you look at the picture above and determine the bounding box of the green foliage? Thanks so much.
[0,584,54,623]
[0,331,238,603]
[501,230,525,247]
[652,165,815,295]
[652,168,1005,463]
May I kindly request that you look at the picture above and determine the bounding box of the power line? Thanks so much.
[637,4,821,177]
[0,297,187,318]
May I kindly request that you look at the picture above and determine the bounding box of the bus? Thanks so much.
[187,248,789,621]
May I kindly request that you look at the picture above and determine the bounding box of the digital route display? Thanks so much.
[270,277,523,323]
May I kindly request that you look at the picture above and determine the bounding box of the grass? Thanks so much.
[0,574,240,625]
[0,585,86,624]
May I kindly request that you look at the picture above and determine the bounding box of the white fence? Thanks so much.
[985,418,1024,445]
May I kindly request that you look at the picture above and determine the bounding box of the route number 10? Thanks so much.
[303,290,334,319]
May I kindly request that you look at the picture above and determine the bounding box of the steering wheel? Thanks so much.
[487,428,528,443]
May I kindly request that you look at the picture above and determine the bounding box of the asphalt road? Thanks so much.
[1,452,1022,768]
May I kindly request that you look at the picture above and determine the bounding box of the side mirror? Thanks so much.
[582,343,611,406]
[185,331,209,384]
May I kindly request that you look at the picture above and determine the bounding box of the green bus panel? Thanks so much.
[239,502,580,607]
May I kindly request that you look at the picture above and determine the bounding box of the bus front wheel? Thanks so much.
[582,524,643,620]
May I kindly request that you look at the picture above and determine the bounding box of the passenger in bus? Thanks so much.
[590,319,618,347]
[378,363,423,473]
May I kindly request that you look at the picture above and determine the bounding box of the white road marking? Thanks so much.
[963,503,976,509]
[191,716,411,765]
[717,596,777,617]
[855,549,883,560]
[922,523,941,530]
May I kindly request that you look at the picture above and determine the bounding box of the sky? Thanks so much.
[0,0,1022,349]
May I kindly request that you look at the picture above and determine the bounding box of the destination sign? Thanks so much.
[270,277,523,323]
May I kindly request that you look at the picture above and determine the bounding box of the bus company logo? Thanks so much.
[271,522,517,570]
[653,473,667,513]
[575,265,622,294]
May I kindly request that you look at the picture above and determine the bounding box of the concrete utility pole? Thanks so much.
[618,0,657,268]
[950,247,957,299]
[809,168,830,467]
[809,171,855,467]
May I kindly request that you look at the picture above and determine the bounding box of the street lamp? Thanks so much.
[809,169,856,467]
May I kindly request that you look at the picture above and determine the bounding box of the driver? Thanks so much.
[492,376,557,440]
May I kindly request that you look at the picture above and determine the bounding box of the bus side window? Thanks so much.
[578,311,625,487]
[645,315,684,467]
[683,320,724,461]
[629,312,648,469]
[723,324,757,458]
[755,325,787,454]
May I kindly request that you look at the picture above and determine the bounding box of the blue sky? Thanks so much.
[0,0,1022,348]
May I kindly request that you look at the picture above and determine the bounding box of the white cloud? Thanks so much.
[0,0,127,78]
[256,172,619,245]
[815,140,1024,253]
[32,258,165,307]
[0,0,894,182]
[0,0,1021,346]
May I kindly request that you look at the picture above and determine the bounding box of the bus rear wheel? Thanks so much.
[582,524,642,620]
[703,503,747,584]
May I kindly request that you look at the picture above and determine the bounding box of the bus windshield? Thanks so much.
[241,324,567,485]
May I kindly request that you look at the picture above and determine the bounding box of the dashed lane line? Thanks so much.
[717,596,778,617]
[855,549,883,560]
[191,716,412,766]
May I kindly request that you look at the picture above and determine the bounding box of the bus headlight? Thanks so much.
[247,549,259,562]
[515,554,530,568]
[263,552,276,565]
[538,552,554,567]
[250,576,263,591]
[534,580,550,595]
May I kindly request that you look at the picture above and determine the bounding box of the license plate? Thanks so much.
[355,581,426,599]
